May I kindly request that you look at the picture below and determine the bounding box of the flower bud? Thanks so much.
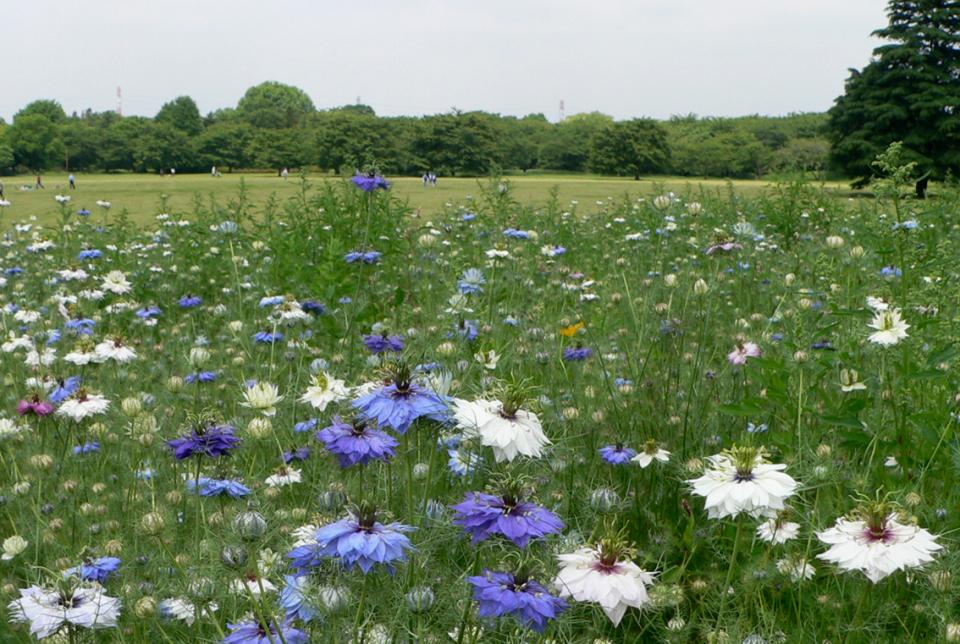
[850,245,865,259]
[590,487,621,513]
[793,350,809,364]
[220,545,249,569]
[30,454,54,470]
[189,347,211,368]
[121,397,143,417]
[418,234,437,248]
[318,585,349,614]
[664,274,677,287]
[785,273,795,287]
[247,418,273,440]
[413,463,429,479]
[825,235,844,249]
[140,512,166,536]
[667,617,686,632]
[930,570,953,593]
[166,376,184,393]
[235,510,268,541]
[134,596,157,618]
[405,586,437,614]
[693,279,709,295]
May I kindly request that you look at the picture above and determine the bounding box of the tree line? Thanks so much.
[0,81,828,180]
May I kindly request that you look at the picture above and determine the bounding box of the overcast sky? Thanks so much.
[2,0,889,124]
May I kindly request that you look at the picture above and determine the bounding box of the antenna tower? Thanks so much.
[559,100,565,123]
[116,87,122,116]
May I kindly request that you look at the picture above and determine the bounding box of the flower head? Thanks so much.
[632,439,671,468]
[468,569,567,634]
[66,556,122,584]
[240,382,284,417]
[553,538,656,626]
[599,444,636,465]
[167,421,242,461]
[351,172,391,193]
[223,617,309,644]
[352,366,449,434]
[817,500,942,583]
[317,415,399,468]
[9,583,122,639]
[453,393,549,462]
[727,341,761,366]
[451,485,564,548]
[867,308,909,347]
[362,334,404,354]
[287,505,417,575]
[299,372,350,411]
[688,446,798,520]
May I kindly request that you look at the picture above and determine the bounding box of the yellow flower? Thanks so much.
[559,322,584,338]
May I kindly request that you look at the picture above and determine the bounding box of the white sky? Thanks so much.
[2,0,889,123]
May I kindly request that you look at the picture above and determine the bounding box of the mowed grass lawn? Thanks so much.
[1,171,857,225]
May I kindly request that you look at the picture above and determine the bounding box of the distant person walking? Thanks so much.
[211,166,217,178]
[69,174,76,189]
[282,168,289,180]
[429,173,437,187]
[170,168,176,177]
[423,173,428,186]
[36,174,44,189]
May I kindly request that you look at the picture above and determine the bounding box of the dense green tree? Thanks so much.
[61,121,101,171]
[589,118,670,179]
[411,111,502,176]
[237,82,316,129]
[4,114,63,170]
[15,100,67,125]
[249,129,306,172]
[198,121,254,171]
[539,113,613,172]
[133,122,198,173]
[0,145,14,173]
[828,0,960,196]
[499,114,552,172]
[99,117,149,172]
[156,96,204,137]
[312,110,389,173]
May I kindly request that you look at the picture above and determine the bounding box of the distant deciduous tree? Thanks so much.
[237,82,316,130]
[589,119,671,179]
[156,96,205,137]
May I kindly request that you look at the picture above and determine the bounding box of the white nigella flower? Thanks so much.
[485,248,510,259]
[554,540,656,626]
[632,439,671,468]
[101,270,132,295]
[776,557,816,582]
[839,368,867,392]
[1,535,28,560]
[24,348,57,367]
[230,576,277,596]
[291,524,320,549]
[474,349,500,370]
[756,517,801,545]
[65,343,103,366]
[241,382,284,417]
[159,597,218,626]
[299,373,349,411]
[866,296,889,311]
[14,309,41,324]
[817,502,942,584]
[867,308,909,347]
[8,584,122,638]
[94,339,138,364]
[57,268,89,282]
[688,446,799,520]
[452,394,550,462]
[265,467,302,487]
[57,391,111,422]
[0,419,27,440]
[2,333,34,353]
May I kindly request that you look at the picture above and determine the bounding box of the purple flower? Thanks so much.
[287,506,417,575]
[451,491,565,548]
[50,376,83,403]
[179,295,203,308]
[186,477,251,498]
[353,382,449,435]
[283,448,311,464]
[345,251,382,264]
[67,556,121,584]
[223,618,309,644]
[599,444,637,465]
[317,416,398,468]
[294,418,319,433]
[468,570,567,633]
[167,423,242,461]
[351,172,391,193]
[185,371,218,383]
[253,330,284,343]
[17,394,55,417]
[136,305,163,318]
[73,441,100,455]
[564,347,594,361]
[79,249,102,259]
[705,241,743,255]
[280,575,320,622]
[362,334,404,354]
[300,300,326,316]
[77,209,91,216]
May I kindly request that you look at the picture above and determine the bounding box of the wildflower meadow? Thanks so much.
[2,148,960,644]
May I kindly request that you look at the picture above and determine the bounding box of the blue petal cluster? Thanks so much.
[316,416,398,468]
[599,444,637,465]
[287,513,417,575]
[167,424,242,461]
[223,618,309,644]
[451,492,565,548]
[353,382,449,434]
[468,570,568,633]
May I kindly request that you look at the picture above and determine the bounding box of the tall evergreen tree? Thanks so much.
[828,0,960,197]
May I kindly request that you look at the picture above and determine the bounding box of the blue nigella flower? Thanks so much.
[167,423,242,461]
[448,448,481,476]
[64,318,96,335]
[259,295,285,307]
[599,444,637,465]
[67,557,121,584]
[185,477,251,498]
[287,506,417,575]
[881,266,902,277]
[179,295,203,308]
[458,268,486,295]
[353,382,449,435]
[5,267,22,275]
[451,490,565,548]
[300,300,326,316]
[503,229,531,239]
[345,251,383,264]
[812,340,833,350]
[45,330,61,345]
[283,448,311,464]
[294,418,320,433]
[456,320,479,342]
[351,173,391,193]
[136,305,163,319]
[78,249,102,259]
[184,371,218,384]
[551,245,567,255]
[51,376,83,403]
[339,297,352,304]
[747,422,770,434]
[77,209,91,216]
[316,416,399,468]
[73,441,100,456]
[253,330,284,343]
[463,212,476,221]
[279,575,321,622]
[468,569,567,634]
[614,378,633,387]
[564,347,594,361]
[223,618,309,644]
[362,334,404,354]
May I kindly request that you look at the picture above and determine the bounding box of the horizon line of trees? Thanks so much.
[0,81,830,181]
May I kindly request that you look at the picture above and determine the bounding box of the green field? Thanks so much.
[0,171,858,225]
